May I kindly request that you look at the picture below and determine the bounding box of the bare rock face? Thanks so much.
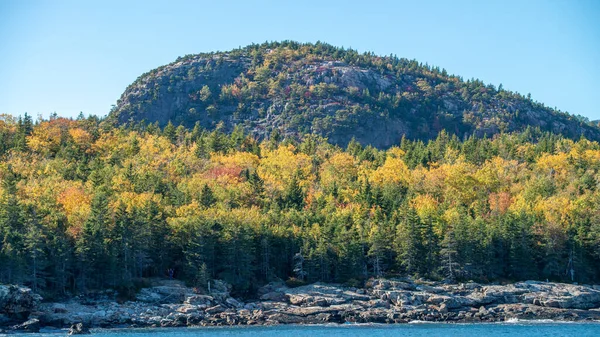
[515,281,600,310]
[0,285,42,321]
[110,42,600,149]
[368,278,600,316]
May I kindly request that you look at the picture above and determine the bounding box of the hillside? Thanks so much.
[2,108,600,303]
[110,41,600,148]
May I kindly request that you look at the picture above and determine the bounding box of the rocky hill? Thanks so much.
[109,41,600,148]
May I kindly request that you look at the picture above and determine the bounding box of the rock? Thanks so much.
[211,280,231,294]
[284,283,370,307]
[265,313,305,324]
[416,285,445,294]
[257,282,287,297]
[369,279,415,291]
[0,285,42,320]
[135,289,163,303]
[205,305,227,315]
[68,323,91,335]
[477,306,489,317]
[5,278,600,329]
[13,318,40,332]
[260,291,286,302]
[176,304,199,314]
[462,282,482,290]
[136,281,193,304]
[225,298,243,308]
[185,295,214,306]
[52,303,68,313]
[543,300,561,308]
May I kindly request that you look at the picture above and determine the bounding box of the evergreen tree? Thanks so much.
[23,205,48,292]
[163,121,176,142]
[76,192,110,290]
[199,184,216,208]
[282,171,305,210]
[0,167,25,283]
[395,208,424,276]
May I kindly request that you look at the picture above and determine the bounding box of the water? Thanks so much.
[17,322,600,337]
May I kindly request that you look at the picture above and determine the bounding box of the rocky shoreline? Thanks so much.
[3,278,600,333]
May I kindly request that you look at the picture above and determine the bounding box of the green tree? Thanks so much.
[199,184,216,208]
[163,121,176,142]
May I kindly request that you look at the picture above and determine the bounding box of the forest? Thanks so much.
[1,114,600,298]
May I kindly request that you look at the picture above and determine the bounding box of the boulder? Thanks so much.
[13,318,40,333]
[136,281,193,304]
[185,295,214,306]
[284,283,371,307]
[260,291,286,302]
[135,289,162,303]
[68,323,91,335]
[52,303,68,313]
[0,285,42,320]
[225,297,243,308]
[542,299,561,308]
[257,282,287,297]
[205,305,227,315]
[211,280,231,294]
[369,279,415,291]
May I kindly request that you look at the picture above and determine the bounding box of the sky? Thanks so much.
[0,0,599,120]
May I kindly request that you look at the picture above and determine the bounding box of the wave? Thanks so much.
[501,318,576,324]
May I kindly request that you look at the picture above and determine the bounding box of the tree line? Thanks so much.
[1,114,600,298]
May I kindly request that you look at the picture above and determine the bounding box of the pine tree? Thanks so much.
[420,216,439,277]
[395,208,424,276]
[23,206,48,292]
[358,177,372,206]
[219,223,255,294]
[0,166,25,283]
[110,202,134,289]
[199,184,216,208]
[183,220,217,289]
[194,138,208,159]
[207,122,227,153]
[163,121,176,142]
[76,192,110,290]
[282,171,304,210]
[368,223,390,278]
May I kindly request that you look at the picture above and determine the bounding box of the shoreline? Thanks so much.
[29,320,600,336]
[34,319,600,332]
[3,279,600,333]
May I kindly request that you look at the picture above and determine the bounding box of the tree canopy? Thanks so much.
[1,115,600,298]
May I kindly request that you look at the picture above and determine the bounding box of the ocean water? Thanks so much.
[22,322,600,337]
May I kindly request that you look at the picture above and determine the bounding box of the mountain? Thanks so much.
[109,41,600,148]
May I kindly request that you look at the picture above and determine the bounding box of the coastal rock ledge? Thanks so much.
[3,279,600,332]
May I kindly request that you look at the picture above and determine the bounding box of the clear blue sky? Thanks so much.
[1,0,599,120]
